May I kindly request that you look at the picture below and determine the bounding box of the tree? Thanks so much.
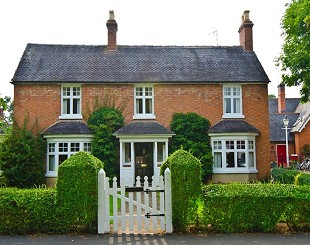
[0,118,45,188]
[0,96,13,133]
[170,112,213,181]
[279,0,310,102]
[87,107,124,178]
[268,94,276,99]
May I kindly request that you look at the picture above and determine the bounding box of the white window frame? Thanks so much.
[133,84,155,119]
[211,135,257,174]
[222,85,244,119]
[59,85,82,119]
[45,138,92,177]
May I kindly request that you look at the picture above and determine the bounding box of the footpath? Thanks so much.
[1,233,310,245]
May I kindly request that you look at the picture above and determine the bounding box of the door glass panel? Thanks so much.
[157,142,164,162]
[125,143,131,163]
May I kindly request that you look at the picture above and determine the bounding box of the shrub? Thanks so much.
[272,167,310,186]
[296,173,310,186]
[88,107,124,178]
[301,144,310,159]
[56,152,103,233]
[0,118,45,188]
[202,183,310,233]
[170,113,213,181]
[0,187,56,235]
[160,149,202,232]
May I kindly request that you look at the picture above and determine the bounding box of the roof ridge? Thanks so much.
[27,43,243,49]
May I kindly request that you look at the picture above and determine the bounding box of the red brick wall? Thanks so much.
[14,84,61,132]
[82,84,134,123]
[270,142,296,163]
[295,124,310,158]
[14,82,270,180]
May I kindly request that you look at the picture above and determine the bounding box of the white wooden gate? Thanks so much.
[98,168,172,234]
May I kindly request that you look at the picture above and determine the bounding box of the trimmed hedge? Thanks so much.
[56,152,103,233]
[271,168,310,185]
[161,149,202,232]
[202,183,310,233]
[0,188,56,235]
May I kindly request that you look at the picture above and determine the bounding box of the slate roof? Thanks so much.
[269,114,297,142]
[114,120,174,136]
[12,44,270,83]
[292,101,310,132]
[268,98,300,114]
[268,98,301,142]
[42,120,93,135]
[208,120,260,134]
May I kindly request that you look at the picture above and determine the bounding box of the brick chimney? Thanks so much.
[106,10,118,51]
[278,83,286,113]
[238,10,254,52]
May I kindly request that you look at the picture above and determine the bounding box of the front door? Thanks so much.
[134,142,154,180]
[276,144,287,166]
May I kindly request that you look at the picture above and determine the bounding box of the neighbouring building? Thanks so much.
[269,84,310,165]
[11,10,270,186]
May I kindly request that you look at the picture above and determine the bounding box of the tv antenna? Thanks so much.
[208,29,218,46]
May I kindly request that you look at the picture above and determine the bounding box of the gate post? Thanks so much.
[98,168,106,234]
[164,168,173,233]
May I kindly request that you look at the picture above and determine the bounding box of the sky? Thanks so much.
[0,0,300,99]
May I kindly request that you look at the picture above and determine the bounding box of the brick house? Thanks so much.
[12,10,270,186]
[269,84,310,165]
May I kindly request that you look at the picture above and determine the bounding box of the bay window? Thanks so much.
[46,140,91,177]
[212,136,257,173]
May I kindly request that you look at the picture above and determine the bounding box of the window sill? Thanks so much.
[59,115,83,120]
[222,114,245,119]
[133,115,156,120]
[45,173,57,178]
[213,168,258,174]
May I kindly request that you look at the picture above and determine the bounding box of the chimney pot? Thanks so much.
[242,10,250,22]
[109,10,115,20]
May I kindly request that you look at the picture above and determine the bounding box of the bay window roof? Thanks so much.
[209,120,259,134]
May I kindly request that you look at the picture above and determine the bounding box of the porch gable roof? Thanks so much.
[114,120,174,136]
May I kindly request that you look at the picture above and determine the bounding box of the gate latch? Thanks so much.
[145,212,165,218]
[145,189,164,194]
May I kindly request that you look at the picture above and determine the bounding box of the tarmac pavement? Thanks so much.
[0,233,310,245]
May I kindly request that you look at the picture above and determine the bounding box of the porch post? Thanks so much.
[131,142,135,180]
[119,141,123,184]
[165,139,169,160]
[154,142,158,180]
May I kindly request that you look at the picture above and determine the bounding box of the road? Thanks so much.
[1,233,310,245]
